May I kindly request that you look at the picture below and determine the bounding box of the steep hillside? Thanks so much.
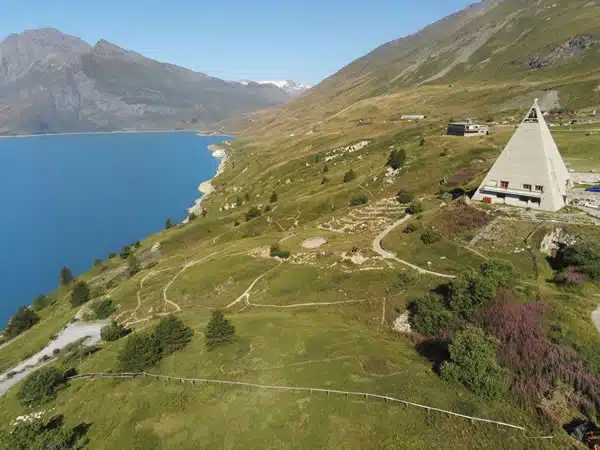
[241,0,600,136]
[0,28,290,134]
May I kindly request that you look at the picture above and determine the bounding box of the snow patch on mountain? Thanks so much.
[241,80,312,96]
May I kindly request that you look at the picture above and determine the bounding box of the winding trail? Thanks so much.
[247,299,367,309]
[372,215,455,279]
[226,263,283,309]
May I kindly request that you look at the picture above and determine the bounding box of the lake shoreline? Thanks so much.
[188,142,231,217]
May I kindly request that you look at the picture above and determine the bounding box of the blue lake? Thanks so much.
[0,132,228,326]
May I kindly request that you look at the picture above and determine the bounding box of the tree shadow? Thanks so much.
[415,338,450,374]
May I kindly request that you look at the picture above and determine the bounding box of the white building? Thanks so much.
[401,114,426,120]
[472,100,572,211]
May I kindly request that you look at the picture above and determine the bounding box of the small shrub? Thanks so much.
[101,321,126,342]
[350,195,368,206]
[127,253,140,277]
[205,310,236,351]
[396,190,414,204]
[188,212,197,221]
[91,299,116,319]
[323,165,329,174]
[70,281,90,307]
[119,245,131,259]
[32,295,53,312]
[343,169,356,183]
[93,258,102,267]
[321,177,329,184]
[403,223,420,234]
[270,191,278,203]
[108,252,116,259]
[17,367,65,407]
[245,206,261,221]
[419,137,425,146]
[406,200,423,214]
[420,230,441,245]
[234,220,240,227]
[165,217,174,230]
[270,244,291,259]
[265,204,272,212]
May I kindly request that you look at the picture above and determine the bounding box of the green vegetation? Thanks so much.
[343,169,356,183]
[32,295,52,312]
[205,310,236,351]
[406,200,423,214]
[386,149,406,170]
[154,315,193,356]
[70,281,90,307]
[245,206,261,221]
[165,217,174,230]
[269,244,291,259]
[396,190,414,204]
[127,253,140,277]
[440,326,508,400]
[420,230,441,245]
[17,367,65,407]
[90,299,116,320]
[59,266,74,286]
[4,307,39,339]
[270,191,278,203]
[0,415,89,450]
[349,195,368,206]
[100,321,127,342]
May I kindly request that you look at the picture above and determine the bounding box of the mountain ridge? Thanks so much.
[0,28,291,134]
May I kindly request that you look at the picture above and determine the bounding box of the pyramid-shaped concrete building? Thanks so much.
[472,100,572,211]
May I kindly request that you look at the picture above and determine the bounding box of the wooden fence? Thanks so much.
[69,372,553,439]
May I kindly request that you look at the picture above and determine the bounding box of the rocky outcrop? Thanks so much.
[528,36,598,69]
[540,228,577,256]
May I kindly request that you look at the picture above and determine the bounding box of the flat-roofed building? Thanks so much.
[447,120,489,136]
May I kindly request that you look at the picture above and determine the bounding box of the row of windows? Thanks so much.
[499,181,544,192]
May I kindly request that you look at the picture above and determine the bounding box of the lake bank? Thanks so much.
[188,141,231,217]
[0,129,232,139]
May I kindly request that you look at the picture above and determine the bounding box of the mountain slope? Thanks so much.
[242,0,600,136]
[0,28,291,134]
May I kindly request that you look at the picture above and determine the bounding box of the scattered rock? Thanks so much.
[393,312,412,333]
[151,242,161,253]
[528,36,598,69]
[540,228,577,256]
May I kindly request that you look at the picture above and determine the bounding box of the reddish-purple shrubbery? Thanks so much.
[475,298,600,417]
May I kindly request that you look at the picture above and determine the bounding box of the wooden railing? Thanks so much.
[69,372,553,439]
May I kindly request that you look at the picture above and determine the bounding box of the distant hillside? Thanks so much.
[0,28,291,134]
[242,0,600,135]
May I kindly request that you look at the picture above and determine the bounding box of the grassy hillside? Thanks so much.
[3,1,600,448]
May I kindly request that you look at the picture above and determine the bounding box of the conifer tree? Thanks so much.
[205,310,236,350]
[70,281,90,307]
[270,191,278,203]
[117,333,161,372]
[59,266,74,286]
[127,253,140,277]
[154,315,193,355]
[165,217,174,230]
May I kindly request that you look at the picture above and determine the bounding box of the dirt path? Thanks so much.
[247,299,367,309]
[226,263,283,309]
[372,215,456,279]
[592,296,600,332]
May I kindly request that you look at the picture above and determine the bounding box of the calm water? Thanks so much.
[0,132,227,326]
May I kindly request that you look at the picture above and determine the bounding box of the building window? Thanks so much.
[500,181,509,189]
[523,184,532,191]
[535,185,544,192]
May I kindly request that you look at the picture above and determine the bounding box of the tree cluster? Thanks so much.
[0,414,89,450]
[70,281,90,307]
[5,307,39,339]
[59,266,74,286]
[91,299,116,319]
[343,169,356,183]
[245,206,262,221]
[396,190,414,204]
[101,321,128,342]
[17,367,66,407]
[117,315,192,372]
[269,244,290,259]
[553,240,600,282]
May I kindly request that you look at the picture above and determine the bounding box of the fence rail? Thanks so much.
[68,372,553,438]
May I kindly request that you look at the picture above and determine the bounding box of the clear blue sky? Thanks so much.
[0,0,473,85]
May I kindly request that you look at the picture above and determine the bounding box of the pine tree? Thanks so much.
[100,321,125,342]
[386,149,406,170]
[59,266,74,286]
[205,310,236,350]
[323,165,329,174]
[343,169,356,183]
[117,333,161,372]
[127,253,140,277]
[270,191,278,203]
[70,281,90,307]
[154,315,193,355]
[165,217,174,230]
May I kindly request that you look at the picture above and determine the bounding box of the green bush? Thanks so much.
[387,149,406,170]
[32,295,53,312]
[17,367,65,407]
[0,414,89,450]
[349,195,368,206]
[440,327,508,400]
[396,190,414,204]
[420,230,441,245]
[188,212,197,221]
[165,217,174,230]
[559,241,600,280]
[245,206,261,221]
[403,223,420,233]
[93,258,103,267]
[270,191,278,203]
[127,253,140,276]
[59,266,74,286]
[408,294,460,337]
[108,252,116,259]
[91,299,116,319]
[119,245,131,259]
[323,165,329,174]
[205,310,236,351]
[154,315,193,356]
[270,244,291,259]
[101,321,126,342]
[406,200,423,214]
[343,169,357,183]
[5,306,39,338]
[321,177,329,184]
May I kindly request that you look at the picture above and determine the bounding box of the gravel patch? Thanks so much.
[301,237,327,249]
